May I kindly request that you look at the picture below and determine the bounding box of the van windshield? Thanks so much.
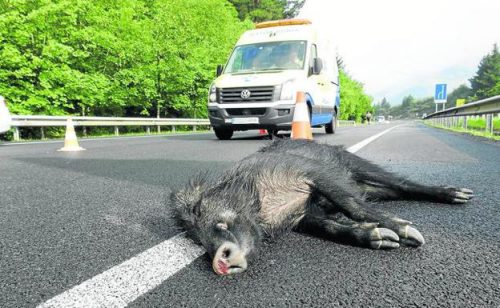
[224,40,307,74]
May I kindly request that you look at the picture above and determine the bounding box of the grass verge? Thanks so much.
[424,121,500,141]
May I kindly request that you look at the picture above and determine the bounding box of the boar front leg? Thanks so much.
[297,213,400,249]
[310,175,425,247]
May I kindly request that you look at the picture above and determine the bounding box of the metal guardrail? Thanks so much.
[8,115,358,141]
[424,95,500,118]
[337,120,356,126]
[10,115,210,141]
[423,95,500,134]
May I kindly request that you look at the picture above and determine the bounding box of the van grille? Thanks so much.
[219,87,276,103]
[226,108,267,116]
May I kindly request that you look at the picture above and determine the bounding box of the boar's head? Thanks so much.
[171,176,262,275]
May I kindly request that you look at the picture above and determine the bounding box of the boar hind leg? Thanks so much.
[358,171,474,204]
[310,177,425,247]
[296,213,400,249]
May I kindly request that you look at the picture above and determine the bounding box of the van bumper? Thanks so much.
[208,104,296,131]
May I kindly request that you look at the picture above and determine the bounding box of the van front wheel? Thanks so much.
[214,128,234,140]
[325,111,337,134]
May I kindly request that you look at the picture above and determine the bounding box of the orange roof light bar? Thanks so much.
[255,19,312,29]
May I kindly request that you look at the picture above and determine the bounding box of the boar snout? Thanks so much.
[212,242,248,275]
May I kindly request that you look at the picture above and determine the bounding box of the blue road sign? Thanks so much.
[434,84,447,102]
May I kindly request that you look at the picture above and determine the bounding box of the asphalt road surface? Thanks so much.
[1,122,499,307]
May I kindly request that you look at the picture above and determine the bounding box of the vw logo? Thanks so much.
[240,89,251,99]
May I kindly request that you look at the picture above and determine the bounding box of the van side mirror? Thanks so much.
[216,65,223,77]
[313,58,323,75]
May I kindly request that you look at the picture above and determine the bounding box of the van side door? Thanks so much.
[307,44,336,125]
[306,44,323,125]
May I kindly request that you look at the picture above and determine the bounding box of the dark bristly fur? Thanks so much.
[170,139,474,275]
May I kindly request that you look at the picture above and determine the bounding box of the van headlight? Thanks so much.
[280,79,296,101]
[209,84,217,102]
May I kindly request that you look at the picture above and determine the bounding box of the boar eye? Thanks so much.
[216,222,228,230]
[192,200,201,217]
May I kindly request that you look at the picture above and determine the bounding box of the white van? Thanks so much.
[0,96,12,134]
[208,19,340,140]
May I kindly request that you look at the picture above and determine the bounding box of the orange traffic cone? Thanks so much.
[290,91,313,140]
[58,118,85,152]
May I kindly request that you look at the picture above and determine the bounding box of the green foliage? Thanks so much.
[446,84,471,108]
[469,44,500,100]
[0,0,250,117]
[1,0,373,124]
[227,0,304,22]
[373,97,391,117]
[466,117,500,131]
[339,70,373,121]
[425,117,500,140]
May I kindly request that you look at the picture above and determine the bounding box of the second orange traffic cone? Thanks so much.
[290,91,313,140]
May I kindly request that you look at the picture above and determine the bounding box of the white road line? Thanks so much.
[37,125,402,308]
[346,125,402,153]
[37,233,204,308]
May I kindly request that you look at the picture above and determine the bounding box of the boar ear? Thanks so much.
[170,181,204,232]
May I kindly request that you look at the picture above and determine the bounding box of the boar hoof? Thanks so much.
[369,228,400,249]
[399,225,425,247]
[445,187,474,204]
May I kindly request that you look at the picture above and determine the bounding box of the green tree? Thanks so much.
[336,55,345,71]
[401,95,415,108]
[374,97,391,117]
[0,0,249,118]
[446,84,471,107]
[469,44,500,100]
[227,0,304,22]
[339,70,373,121]
[284,0,305,18]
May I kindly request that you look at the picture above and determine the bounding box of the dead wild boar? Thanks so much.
[171,139,473,275]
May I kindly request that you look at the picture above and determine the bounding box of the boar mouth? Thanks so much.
[212,242,248,275]
[214,260,229,275]
[212,259,246,276]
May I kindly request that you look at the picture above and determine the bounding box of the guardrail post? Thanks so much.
[462,116,467,130]
[13,127,20,141]
[171,125,175,133]
[40,127,45,139]
[193,125,197,132]
[486,114,493,134]
[157,126,161,133]
[146,127,151,134]
[114,126,119,136]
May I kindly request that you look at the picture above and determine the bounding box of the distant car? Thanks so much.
[376,116,385,123]
[0,96,12,133]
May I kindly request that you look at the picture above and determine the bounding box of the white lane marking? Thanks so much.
[346,125,402,153]
[37,233,204,308]
[37,125,402,307]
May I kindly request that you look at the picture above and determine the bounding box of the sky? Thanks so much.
[297,0,500,105]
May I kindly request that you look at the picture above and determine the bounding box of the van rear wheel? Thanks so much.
[214,128,233,140]
[325,111,337,134]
